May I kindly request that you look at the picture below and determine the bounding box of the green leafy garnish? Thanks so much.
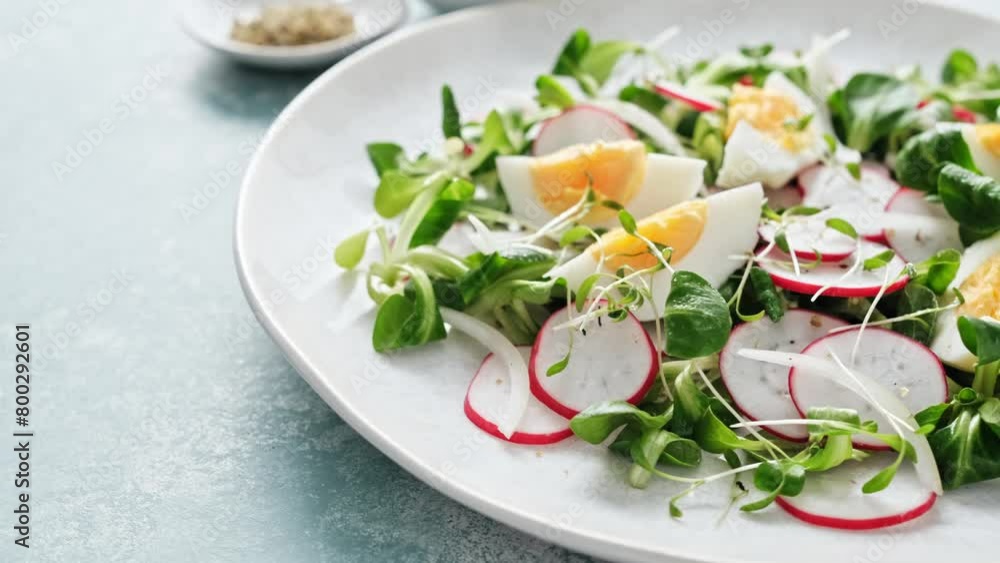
[569,401,671,444]
[893,283,939,344]
[919,390,1000,489]
[829,73,918,152]
[910,248,961,294]
[334,229,370,269]
[939,164,1000,241]
[441,85,462,139]
[825,218,858,239]
[943,49,980,85]
[664,271,733,359]
[372,268,446,352]
[958,316,1000,365]
[845,162,862,181]
[410,178,475,247]
[863,249,896,271]
[740,461,805,512]
[366,143,404,178]
[895,125,979,193]
[535,75,575,109]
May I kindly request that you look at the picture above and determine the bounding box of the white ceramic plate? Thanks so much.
[181,0,407,69]
[235,1,1000,561]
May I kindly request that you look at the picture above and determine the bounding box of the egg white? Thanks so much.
[962,125,1000,181]
[931,231,1000,371]
[548,182,764,321]
[717,73,846,189]
[496,150,705,229]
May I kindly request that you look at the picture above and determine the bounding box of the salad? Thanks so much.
[334,27,1000,530]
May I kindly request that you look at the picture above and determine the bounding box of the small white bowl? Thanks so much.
[181,0,408,70]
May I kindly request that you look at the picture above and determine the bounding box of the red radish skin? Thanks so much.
[776,493,937,530]
[917,100,977,123]
[774,445,938,530]
[758,242,909,298]
[719,310,848,442]
[788,327,947,450]
[652,81,723,112]
[465,350,574,445]
[952,105,977,123]
[529,304,659,419]
[769,275,908,299]
[532,105,635,156]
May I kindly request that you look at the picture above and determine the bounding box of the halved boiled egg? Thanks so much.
[716,73,829,189]
[963,123,1000,181]
[496,140,705,228]
[547,183,764,321]
[931,231,1000,371]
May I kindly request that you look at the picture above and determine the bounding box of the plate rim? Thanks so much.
[233,2,1000,561]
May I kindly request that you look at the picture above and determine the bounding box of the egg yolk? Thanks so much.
[975,124,1000,158]
[726,85,813,151]
[958,253,1000,318]
[531,140,647,223]
[592,200,708,271]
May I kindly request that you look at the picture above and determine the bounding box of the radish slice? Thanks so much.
[790,328,947,450]
[652,81,723,112]
[765,186,804,210]
[465,348,573,445]
[758,240,909,298]
[798,163,900,239]
[441,309,530,438]
[532,105,635,156]
[530,304,658,418]
[776,454,937,530]
[758,211,857,262]
[882,188,962,263]
[885,187,950,219]
[720,310,848,442]
[737,349,943,495]
[587,98,685,155]
[883,213,963,263]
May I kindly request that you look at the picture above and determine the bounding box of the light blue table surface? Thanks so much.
[0,1,591,561]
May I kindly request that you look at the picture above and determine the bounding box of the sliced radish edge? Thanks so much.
[758,242,909,299]
[789,327,947,451]
[529,303,659,419]
[719,310,849,442]
[652,81,723,112]
[775,493,937,530]
[532,104,636,156]
[464,353,574,445]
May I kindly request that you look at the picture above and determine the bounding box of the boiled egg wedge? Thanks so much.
[496,140,705,228]
[547,182,764,321]
[963,123,1000,181]
[931,231,1000,371]
[716,73,828,189]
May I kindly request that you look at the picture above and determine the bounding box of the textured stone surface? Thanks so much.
[0,1,589,560]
